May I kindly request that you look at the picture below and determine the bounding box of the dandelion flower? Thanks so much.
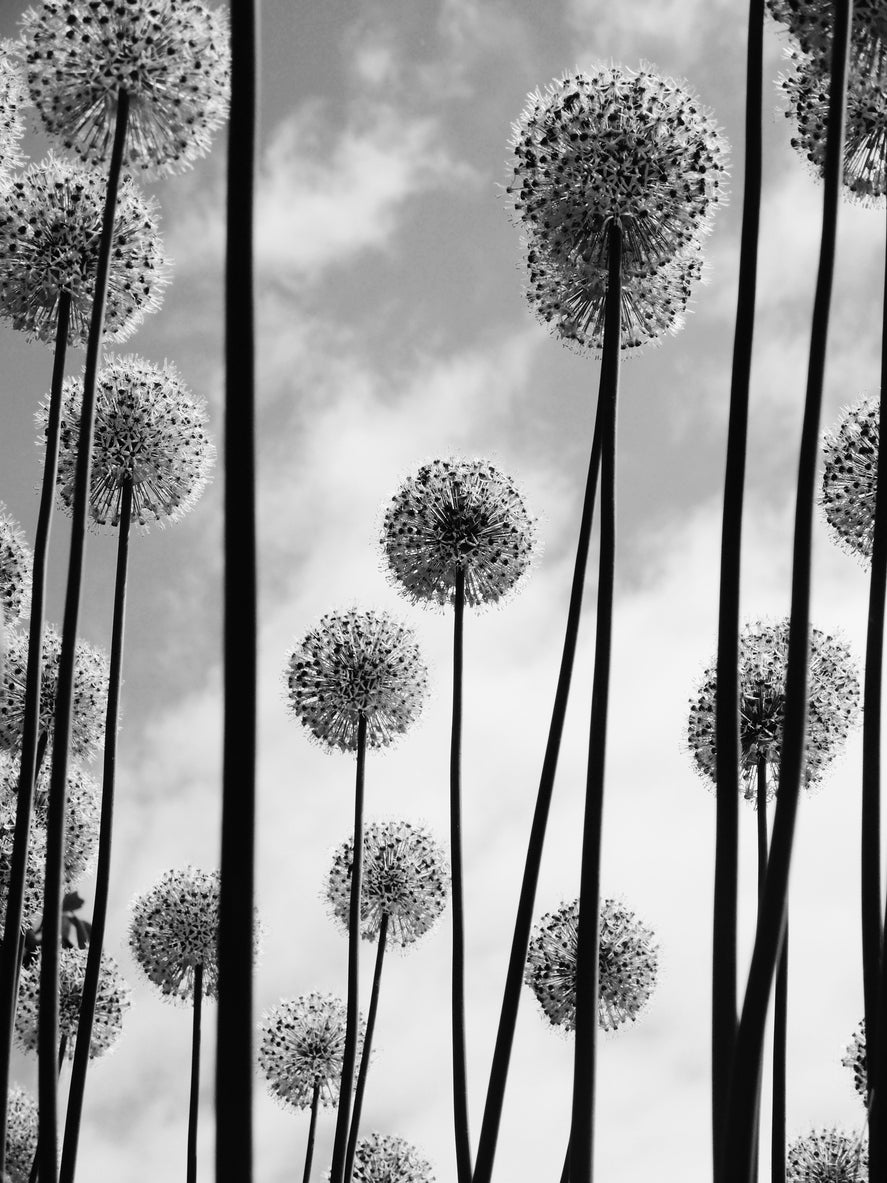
[0,508,32,625]
[43,355,215,530]
[20,0,231,178]
[786,1128,868,1183]
[15,947,130,1059]
[821,396,880,561]
[4,1084,38,1183]
[841,1019,867,1099]
[258,993,366,1111]
[524,897,659,1032]
[284,610,428,753]
[0,788,45,932]
[686,620,860,801]
[326,820,448,947]
[349,1133,436,1183]
[0,154,168,346]
[0,43,28,179]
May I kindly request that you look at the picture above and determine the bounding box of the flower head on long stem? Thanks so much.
[15,947,130,1059]
[258,993,365,1111]
[129,866,223,1003]
[349,1133,437,1183]
[821,396,880,559]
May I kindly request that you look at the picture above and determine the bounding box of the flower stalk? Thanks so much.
[344,912,389,1183]
[188,964,204,1183]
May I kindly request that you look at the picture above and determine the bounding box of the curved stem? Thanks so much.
[771,922,787,1183]
[302,1081,320,1183]
[0,293,70,1181]
[328,715,367,1183]
[187,965,204,1183]
[569,219,622,1183]
[59,481,131,1183]
[344,913,389,1183]
[724,5,851,1178]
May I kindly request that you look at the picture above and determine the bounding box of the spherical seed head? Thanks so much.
[326,820,449,947]
[786,1129,868,1183]
[350,1133,436,1183]
[524,897,659,1033]
[841,1019,867,1099]
[0,773,46,932]
[258,992,365,1111]
[284,610,428,753]
[0,43,28,180]
[382,459,537,609]
[4,1084,37,1183]
[0,154,169,346]
[19,0,231,179]
[43,355,215,531]
[507,65,728,282]
[0,508,32,625]
[129,865,223,1003]
[686,620,860,801]
[15,947,130,1059]
[0,625,109,760]
[821,397,880,560]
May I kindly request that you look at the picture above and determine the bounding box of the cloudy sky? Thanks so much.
[0,0,883,1180]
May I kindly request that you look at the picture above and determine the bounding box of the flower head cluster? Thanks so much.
[45,355,215,530]
[284,610,428,753]
[841,1019,867,1099]
[15,947,130,1059]
[0,44,28,180]
[786,1129,868,1183]
[0,625,109,760]
[33,762,99,884]
[326,820,448,947]
[129,865,223,1003]
[821,397,880,561]
[20,0,231,178]
[0,507,32,625]
[0,154,168,346]
[767,0,887,76]
[258,992,365,1110]
[5,1084,38,1183]
[382,459,537,609]
[350,1133,436,1183]
[687,620,860,801]
[0,784,46,932]
[524,897,659,1033]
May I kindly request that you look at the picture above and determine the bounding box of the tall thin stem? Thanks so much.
[0,291,71,1182]
[772,924,787,1183]
[724,5,851,1178]
[38,92,130,1183]
[344,913,389,1183]
[188,964,204,1183]
[328,715,367,1183]
[28,1035,69,1183]
[569,219,622,1183]
[59,480,132,1183]
[302,1082,320,1183]
[756,759,768,905]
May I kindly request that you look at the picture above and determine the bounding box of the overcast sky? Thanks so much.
[0,1,883,1180]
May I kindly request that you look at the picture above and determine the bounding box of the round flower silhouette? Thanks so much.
[786,1128,868,1183]
[258,993,365,1111]
[820,396,879,561]
[350,1133,436,1183]
[0,507,32,625]
[15,947,130,1059]
[4,1084,38,1183]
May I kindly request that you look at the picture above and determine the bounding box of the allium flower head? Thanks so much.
[786,1129,868,1183]
[0,507,32,624]
[0,43,28,179]
[382,459,537,609]
[0,624,109,760]
[821,396,880,560]
[524,897,659,1033]
[326,820,448,947]
[258,993,365,1111]
[0,785,46,932]
[43,355,215,530]
[0,154,168,346]
[284,609,428,752]
[129,865,223,1003]
[507,65,728,283]
[349,1133,436,1183]
[4,1084,37,1183]
[687,620,860,801]
[15,947,130,1059]
[20,0,231,178]
[767,0,887,76]
[841,1019,867,1099]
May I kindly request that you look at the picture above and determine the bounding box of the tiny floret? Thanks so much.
[15,947,130,1059]
[258,993,365,1111]
[0,506,32,624]
[821,397,880,561]
[786,1128,868,1183]
[349,1133,437,1183]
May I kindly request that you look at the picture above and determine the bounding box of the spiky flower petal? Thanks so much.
[326,820,448,947]
[0,43,28,180]
[524,897,659,1032]
[15,947,130,1059]
[0,154,168,346]
[258,993,365,1111]
[786,1128,868,1183]
[687,620,860,800]
[841,1019,867,1100]
[0,508,32,625]
[4,1084,38,1183]
[284,610,428,753]
[0,785,45,932]
[349,1133,436,1183]
[821,397,880,561]
[20,0,230,178]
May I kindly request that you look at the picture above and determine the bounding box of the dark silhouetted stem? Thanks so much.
[724,5,851,1179]
[772,924,787,1183]
[569,219,622,1183]
[756,760,768,905]
[329,715,367,1183]
[0,292,70,1182]
[29,1036,68,1183]
[59,481,131,1183]
[188,964,204,1183]
[302,1082,320,1183]
[559,1141,570,1183]
[344,913,389,1183]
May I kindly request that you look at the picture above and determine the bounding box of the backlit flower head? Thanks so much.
[44,355,215,530]
[0,43,28,179]
[0,783,46,932]
[821,396,879,561]
[284,609,428,753]
[507,65,728,282]
[326,820,448,947]
[382,459,537,610]
[687,620,860,801]
[4,1084,38,1183]
[767,0,887,76]
[0,624,109,760]
[786,1129,868,1183]
[0,507,32,624]
[524,897,659,1033]
[20,0,231,179]
[349,1133,436,1183]
[0,154,168,346]
[15,947,130,1059]
[258,993,365,1111]
[129,865,224,1003]
[841,1019,867,1100]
